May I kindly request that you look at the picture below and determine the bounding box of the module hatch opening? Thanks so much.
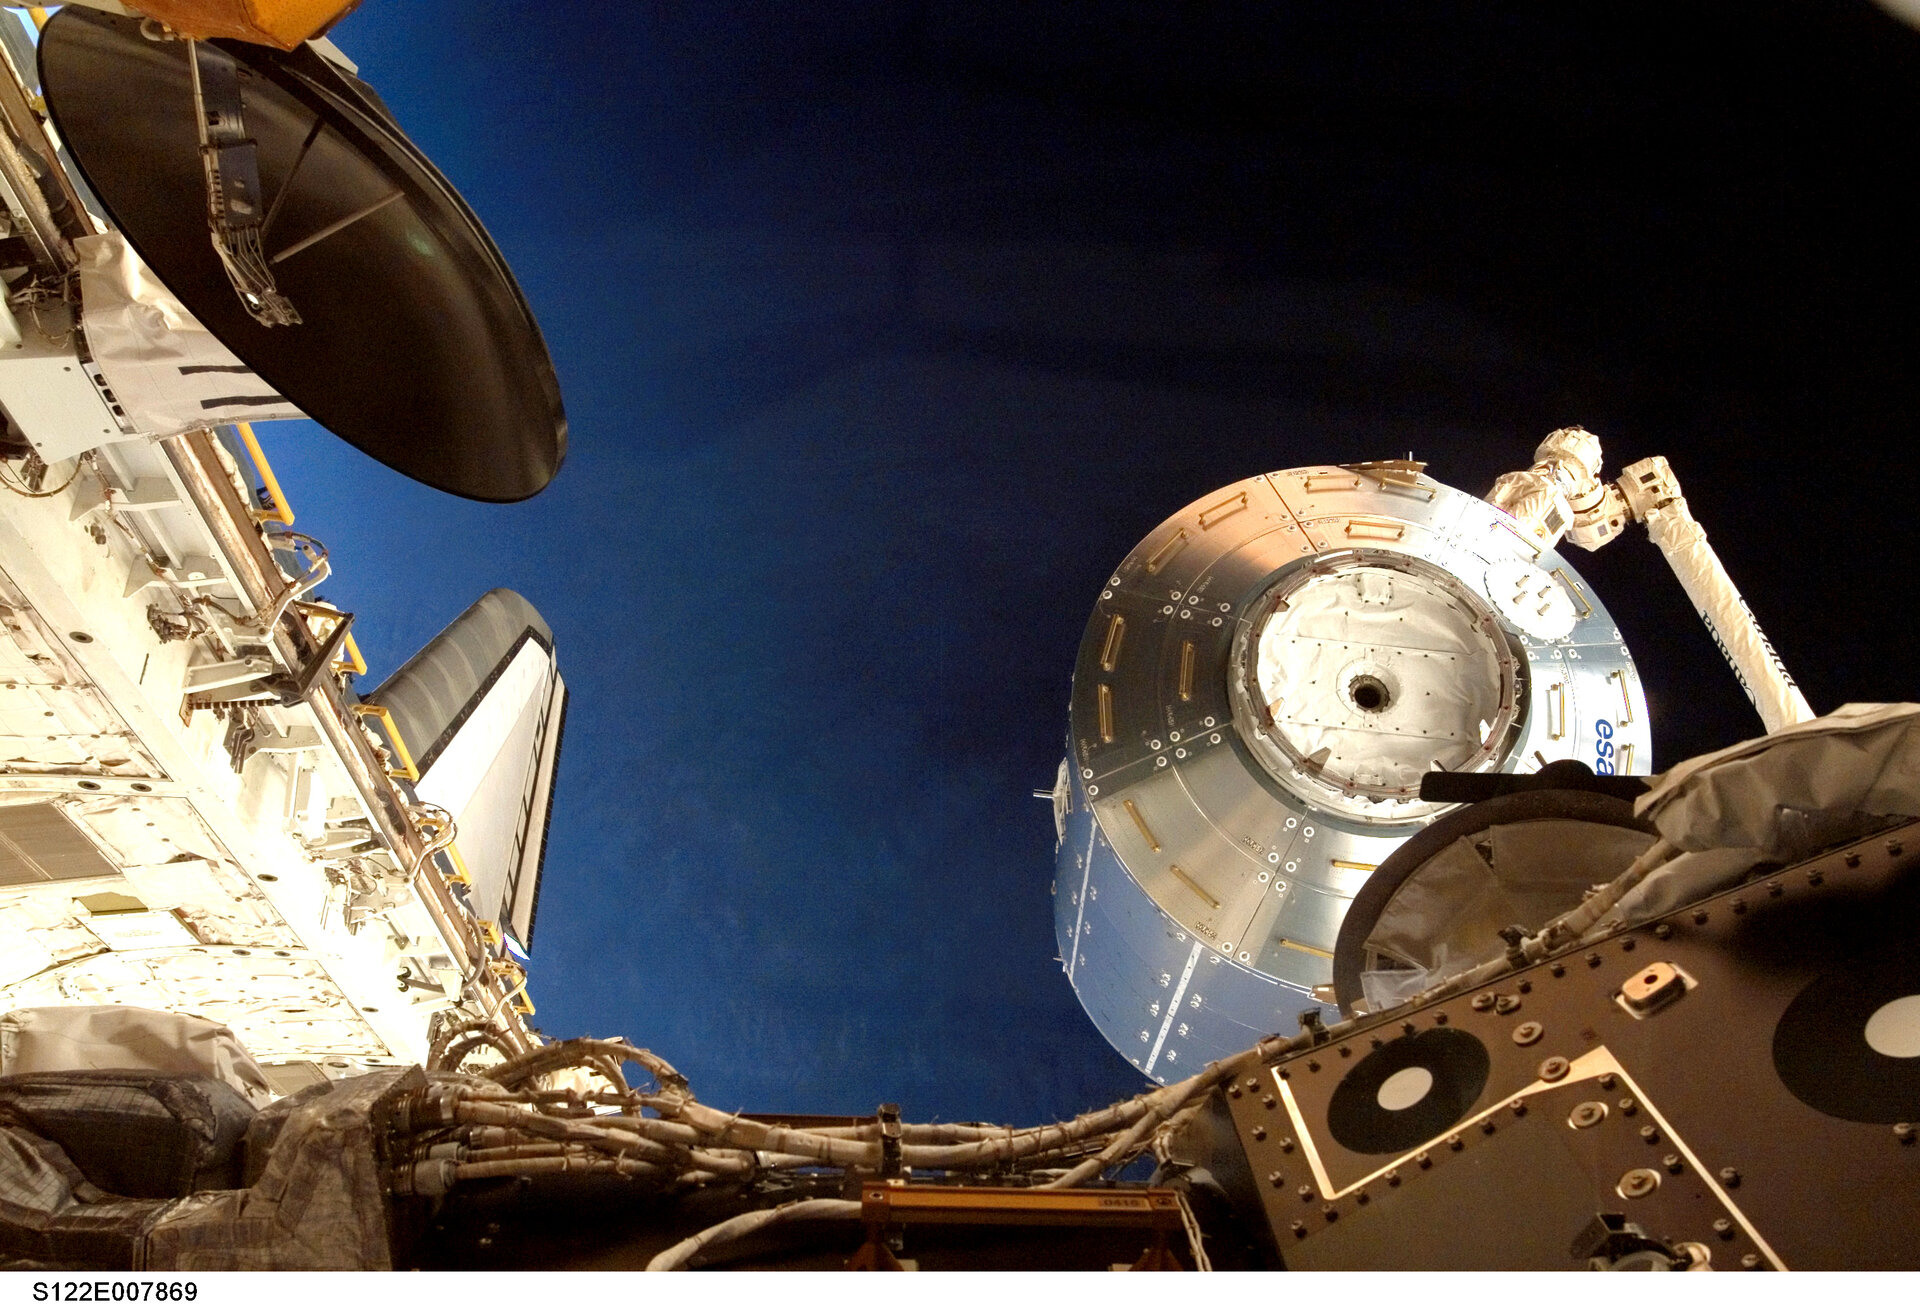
[1231,551,1525,825]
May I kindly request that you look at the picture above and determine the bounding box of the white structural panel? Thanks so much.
[412,640,563,950]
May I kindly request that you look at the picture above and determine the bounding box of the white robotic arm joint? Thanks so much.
[1485,426,1630,552]
[1486,431,1813,734]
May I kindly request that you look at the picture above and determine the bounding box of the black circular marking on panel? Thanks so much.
[1326,1027,1491,1155]
[1773,959,1920,1124]
[40,8,566,502]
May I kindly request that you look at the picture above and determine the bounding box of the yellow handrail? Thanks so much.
[489,959,534,1014]
[440,840,473,886]
[350,701,420,781]
[239,430,364,677]
[235,422,295,526]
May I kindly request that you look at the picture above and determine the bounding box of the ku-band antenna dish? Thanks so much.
[38,8,566,502]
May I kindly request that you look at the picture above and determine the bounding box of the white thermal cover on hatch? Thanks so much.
[1247,560,1511,806]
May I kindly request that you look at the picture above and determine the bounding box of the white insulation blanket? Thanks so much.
[1636,703,1920,856]
[1258,565,1503,787]
[75,233,304,436]
[0,1005,273,1107]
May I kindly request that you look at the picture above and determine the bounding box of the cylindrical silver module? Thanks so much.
[1050,463,1651,1081]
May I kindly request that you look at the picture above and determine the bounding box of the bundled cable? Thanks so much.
[395,1034,1246,1208]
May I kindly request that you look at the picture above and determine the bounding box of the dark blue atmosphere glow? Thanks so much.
[253,3,1920,1124]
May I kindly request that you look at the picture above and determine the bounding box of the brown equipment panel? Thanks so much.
[1223,821,1920,1269]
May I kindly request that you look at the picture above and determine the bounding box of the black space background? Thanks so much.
[306,0,1920,1119]
[528,0,1919,764]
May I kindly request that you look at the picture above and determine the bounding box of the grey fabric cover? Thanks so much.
[1636,702,1920,855]
[239,1077,337,1188]
[0,1068,419,1269]
[1602,703,1920,932]
[0,1072,254,1198]
[0,1006,273,1107]
[0,1125,169,1269]
[142,1067,421,1270]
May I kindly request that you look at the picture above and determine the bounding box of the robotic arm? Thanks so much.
[1488,428,1813,734]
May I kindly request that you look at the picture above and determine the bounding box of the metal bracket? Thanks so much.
[251,724,324,753]
[268,607,354,705]
[849,1183,1188,1272]
[188,39,299,326]
[1571,1213,1691,1270]
[878,1103,904,1179]
[182,653,274,694]
[180,608,353,710]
